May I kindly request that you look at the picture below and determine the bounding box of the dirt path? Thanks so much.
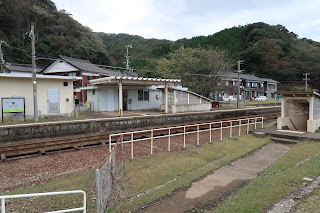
[141,142,291,213]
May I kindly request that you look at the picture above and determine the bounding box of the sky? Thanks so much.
[52,0,320,41]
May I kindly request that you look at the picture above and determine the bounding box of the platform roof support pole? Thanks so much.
[119,79,123,117]
[309,96,314,120]
[165,82,168,114]
[281,97,285,118]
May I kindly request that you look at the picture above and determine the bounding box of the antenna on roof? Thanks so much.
[124,45,132,71]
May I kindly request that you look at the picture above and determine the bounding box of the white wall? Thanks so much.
[87,89,98,111]
[127,89,161,110]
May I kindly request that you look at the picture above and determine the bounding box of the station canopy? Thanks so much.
[89,76,181,86]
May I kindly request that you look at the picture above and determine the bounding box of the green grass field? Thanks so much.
[212,141,320,213]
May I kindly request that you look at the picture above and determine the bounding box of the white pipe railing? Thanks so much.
[109,117,264,158]
[0,190,86,213]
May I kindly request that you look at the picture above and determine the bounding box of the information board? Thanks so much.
[1,97,26,122]
[2,98,25,112]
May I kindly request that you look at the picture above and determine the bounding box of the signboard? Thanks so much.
[1,97,26,122]
[2,98,25,112]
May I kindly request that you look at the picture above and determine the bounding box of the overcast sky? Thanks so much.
[52,0,320,41]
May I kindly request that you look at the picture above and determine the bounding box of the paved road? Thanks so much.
[142,142,291,213]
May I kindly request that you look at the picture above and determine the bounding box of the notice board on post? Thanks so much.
[1,97,26,122]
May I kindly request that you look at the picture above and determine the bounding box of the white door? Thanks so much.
[47,88,60,114]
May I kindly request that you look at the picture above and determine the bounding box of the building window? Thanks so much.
[260,83,264,88]
[92,89,95,95]
[233,81,238,86]
[63,82,68,86]
[246,82,251,88]
[87,76,93,80]
[268,84,276,89]
[245,91,250,97]
[225,81,229,86]
[252,91,257,97]
[252,82,257,87]
[138,90,149,101]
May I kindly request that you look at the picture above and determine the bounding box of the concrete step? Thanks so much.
[271,137,300,144]
[270,133,303,141]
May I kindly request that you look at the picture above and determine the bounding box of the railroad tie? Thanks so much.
[39,149,46,155]
[1,154,6,161]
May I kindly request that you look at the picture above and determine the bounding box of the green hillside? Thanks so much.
[0,0,110,66]
[1,0,320,89]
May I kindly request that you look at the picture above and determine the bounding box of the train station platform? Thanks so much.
[0,106,280,143]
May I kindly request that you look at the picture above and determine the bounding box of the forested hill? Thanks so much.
[1,0,320,88]
[0,0,110,66]
[98,23,320,89]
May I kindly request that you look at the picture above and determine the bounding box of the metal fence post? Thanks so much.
[220,122,223,141]
[111,151,116,177]
[183,126,186,148]
[209,123,212,144]
[230,121,232,138]
[262,117,264,128]
[131,133,134,159]
[151,130,153,155]
[95,169,100,213]
[247,118,249,134]
[109,135,112,153]
[121,135,123,152]
[239,120,241,136]
[255,117,257,129]
[197,124,200,146]
[168,128,171,151]
[1,198,5,213]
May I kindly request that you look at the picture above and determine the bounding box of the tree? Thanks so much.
[157,47,232,97]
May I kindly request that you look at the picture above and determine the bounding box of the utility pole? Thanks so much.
[0,40,9,73]
[236,60,244,109]
[29,22,38,122]
[303,73,310,92]
[124,45,132,71]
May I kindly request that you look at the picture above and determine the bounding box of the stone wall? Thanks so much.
[0,106,280,143]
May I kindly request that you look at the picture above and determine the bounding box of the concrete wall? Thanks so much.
[0,106,280,143]
[171,104,211,113]
[307,119,320,132]
[282,114,308,131]
[0,77,74,121]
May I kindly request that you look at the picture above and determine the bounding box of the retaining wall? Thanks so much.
[0,106,280,143]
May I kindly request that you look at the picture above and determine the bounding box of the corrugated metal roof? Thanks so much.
[98,67,138,77]
[90,76,181,85]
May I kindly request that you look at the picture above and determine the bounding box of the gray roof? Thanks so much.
[59,56,105,74]
[4,63,43,73]
[98,67,138,77]
[223,72,278,83]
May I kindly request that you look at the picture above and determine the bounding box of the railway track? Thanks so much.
[0,113,279,161]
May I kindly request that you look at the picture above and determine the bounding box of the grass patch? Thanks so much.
[2,170,96,212]
[212,141,320,213]
[292,186,320,213]
[111,134,270,212]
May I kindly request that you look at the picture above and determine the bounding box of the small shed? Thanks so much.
[277,91,320,132]
[82,76,181,116]
[0,73,80,121]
